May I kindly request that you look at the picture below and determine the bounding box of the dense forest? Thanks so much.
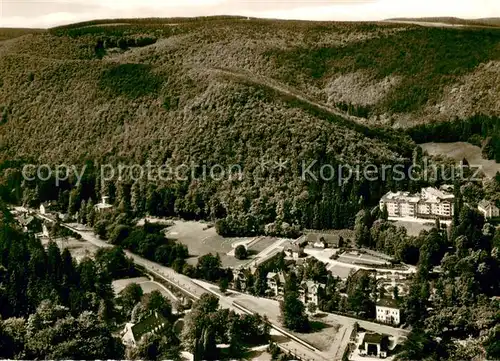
[0,202,125,358]
[1,18,499,234]
[1,17,499,361]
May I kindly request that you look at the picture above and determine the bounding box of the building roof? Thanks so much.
[381,190,421,203]
[478,199,499,211]
[267,272,277,280]
[131,312,168,342]
[286,244,303,253]
[19,215,37,226]
[40,201,57,208]
[381,187,454,205]
[278,273,286,283]
[363,333,385,344]
[96,202,113,208]
[376,298,399,309]
[362,333,389,351]
[267,272,286,283]
[301,280,325,291]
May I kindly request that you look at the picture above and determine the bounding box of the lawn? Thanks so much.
[247,237,278,254]
[337,251,390,266]
[165,220,256,268]
[420,141,500,178]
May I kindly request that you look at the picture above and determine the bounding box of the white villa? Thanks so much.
[95,195,113,212]
[376,298,401,326]
[478,199,499,219]
[299,281,325,307]
[380,187,454,220]
[266,272,286,297]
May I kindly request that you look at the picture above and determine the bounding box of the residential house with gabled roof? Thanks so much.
[39,201,57,215]
[266,272,286,297]
[95,195,113,213]
[304,233,344,249]
[478,199,499,219]
[234,267,252,292]
[299,280,325,307]
[359,332,389,358]
[376,298,401,325]
[121,311,169,347]
[285,244,304,259]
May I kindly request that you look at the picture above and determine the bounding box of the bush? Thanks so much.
[94,220,109,239]
[234,245,248,260]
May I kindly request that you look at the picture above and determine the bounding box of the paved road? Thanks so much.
[38,214,408,360]
[38,214,328,360]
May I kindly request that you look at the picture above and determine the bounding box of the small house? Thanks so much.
[478,199,499,219]
[299,280,325,307]
[39,201,57,215]
[285,244,304,259]
[266,272,286,297]
[234,268,251,292]
[304,233,344,248]
[359,333,389,358]
[95,195,113,213]
[121,311,169,347]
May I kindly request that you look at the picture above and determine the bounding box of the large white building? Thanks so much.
[376,298,401,325]
[380,187,454,219]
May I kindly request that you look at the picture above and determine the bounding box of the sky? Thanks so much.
[0,0,499,28]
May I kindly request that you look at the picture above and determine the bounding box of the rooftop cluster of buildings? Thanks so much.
[266,272,325,307]
[380,186,499,222]
[379,187,455,220]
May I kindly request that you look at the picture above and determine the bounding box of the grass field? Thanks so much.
[236,296,341,353]
[165,220,257,268]
[329,264,355,279]
[337,251,391,266]
[247,237,278,254]
[391,219,433,236]
[420,141,500,178]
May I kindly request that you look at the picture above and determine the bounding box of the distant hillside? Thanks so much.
[0,28,46,41]
[0,17,499,232]
[388,17,500,28]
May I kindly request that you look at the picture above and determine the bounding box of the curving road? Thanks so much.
[37,213,330,360]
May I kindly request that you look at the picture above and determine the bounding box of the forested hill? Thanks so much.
[0,18,499,234]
